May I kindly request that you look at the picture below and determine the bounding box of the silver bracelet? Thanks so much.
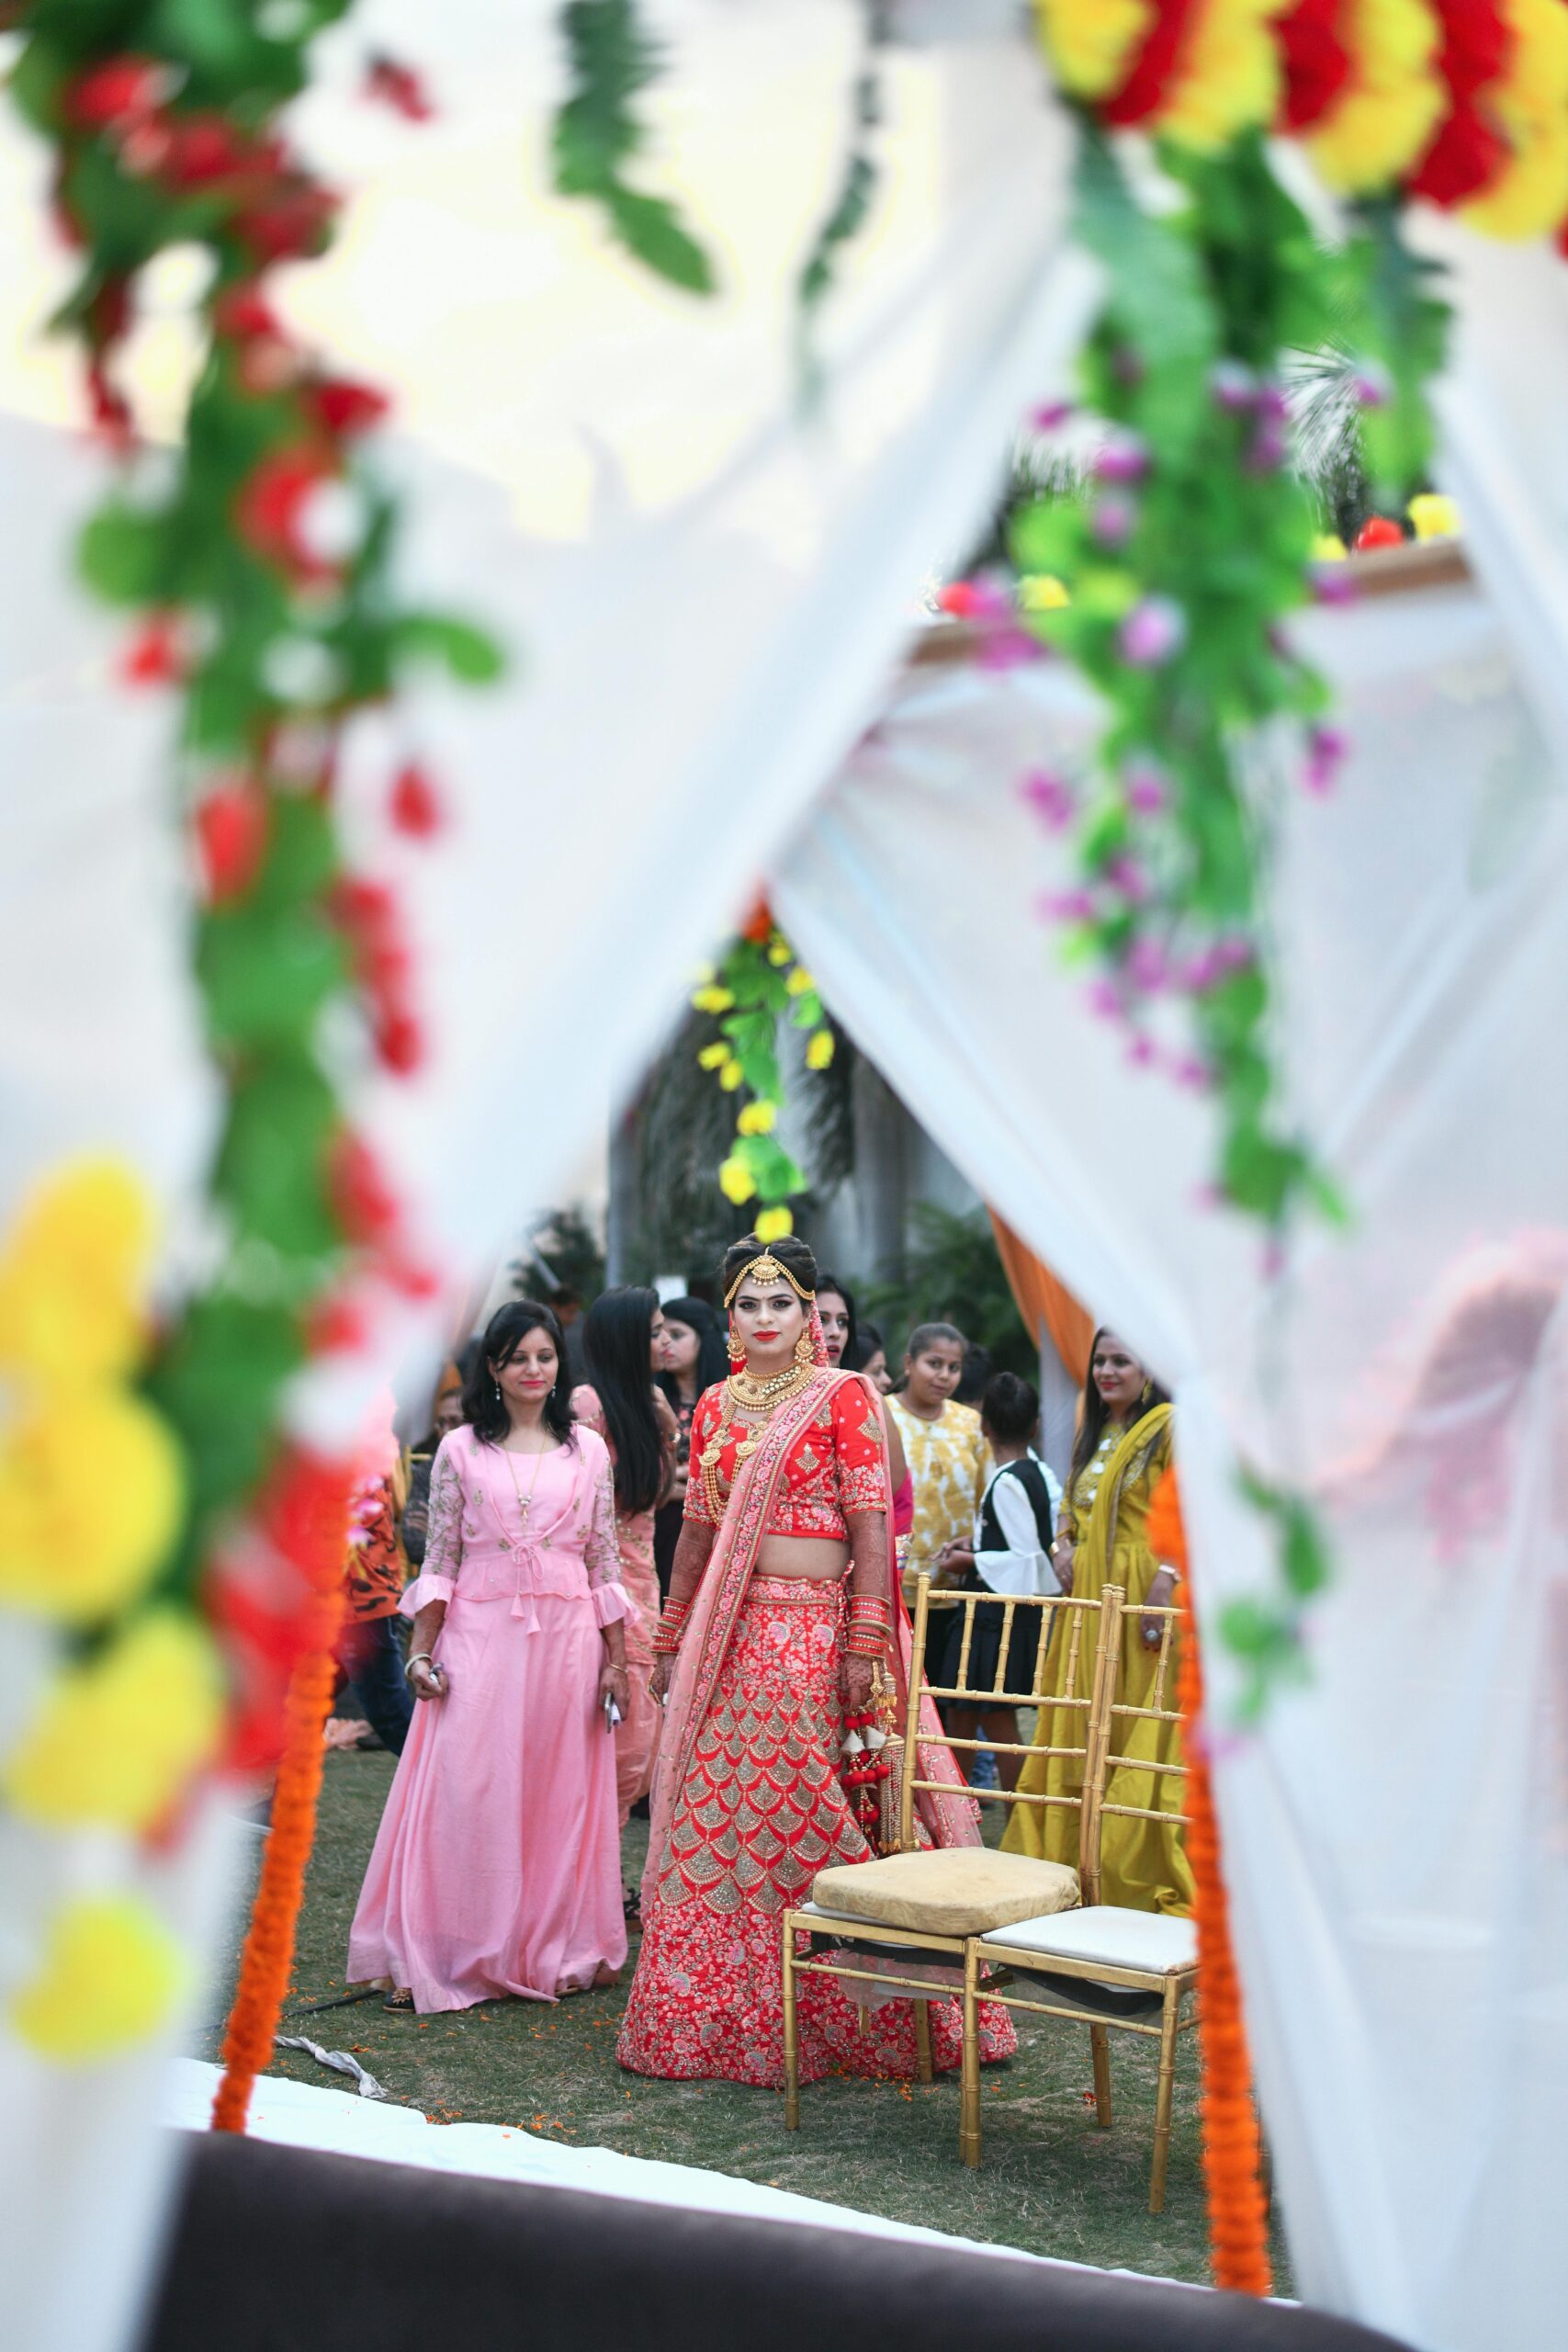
[405,1652,434,1679]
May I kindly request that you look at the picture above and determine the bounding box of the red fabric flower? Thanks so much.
[235,179,337,265]
[328,1129,402,1252]
[1275,0,1353,132]
[389,762,442,837]
[739,892,773,945]
[302,1289,370,1357]
[1103,0,1201,130]
[1355,516,1404,551]
[374,1008,424,1075]
[307,377,390,440]
[195,785,270,904]
[234,447,335,577]
[161,112,250,190]
[214,285,283,343]
[364,53,436,121]
[121,616,185,686]
[68,57,166,131]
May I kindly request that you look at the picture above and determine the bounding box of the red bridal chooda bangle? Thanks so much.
[652,1599,691,1655]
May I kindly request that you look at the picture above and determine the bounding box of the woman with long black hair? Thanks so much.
[652,1295,728,1597]
[572,1287,678,1832]
[348,1301,630,2012]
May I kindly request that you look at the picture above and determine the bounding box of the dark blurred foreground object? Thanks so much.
[141,2131,1416,2352]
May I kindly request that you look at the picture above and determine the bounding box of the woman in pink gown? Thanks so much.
[571,1283,679,1836]
[348,1301,630,2014]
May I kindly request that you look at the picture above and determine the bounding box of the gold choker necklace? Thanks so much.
[728,1361,814,1410]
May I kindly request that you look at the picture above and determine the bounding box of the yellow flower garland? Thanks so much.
[1034,0,1154,98]
[10,1895,186,2063]
[2,1611,222,1832]
[1461,0,1568,240]
[1306,0,1445,195]
[1155,0,1285,154]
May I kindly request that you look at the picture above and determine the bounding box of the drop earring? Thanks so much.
[728,1319,746,1369]
[794,1330,815,1369]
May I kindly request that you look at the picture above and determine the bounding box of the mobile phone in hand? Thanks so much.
[604,1692,623,1731]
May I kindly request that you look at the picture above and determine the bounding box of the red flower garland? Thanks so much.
[1407,0,1512,207]
[1275,0,1353,132]
[1103,0,1203,130]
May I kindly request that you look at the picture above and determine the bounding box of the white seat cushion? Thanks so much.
[811,1849,1079,1937]
[980,1905,1196,1976]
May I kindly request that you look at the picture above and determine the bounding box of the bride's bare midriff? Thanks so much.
[754,1534,852,1580]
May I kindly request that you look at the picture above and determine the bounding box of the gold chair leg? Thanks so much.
[1089,2021,1113,2128]
[959,1946,981,2168]
[1149,1984,1179,2213]
[782,1916,800,2130]
[914,1996,934,2085]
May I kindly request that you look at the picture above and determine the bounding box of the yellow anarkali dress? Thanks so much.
[1000,1401,1191,1916]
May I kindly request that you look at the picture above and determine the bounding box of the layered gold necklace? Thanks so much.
[698,1359,817,1519]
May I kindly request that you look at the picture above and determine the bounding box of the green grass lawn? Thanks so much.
[195,1748,1292,2289]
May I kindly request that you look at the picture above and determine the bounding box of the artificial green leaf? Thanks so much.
[392,612,507,684]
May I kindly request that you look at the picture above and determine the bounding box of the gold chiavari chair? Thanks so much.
[961,1585,1198,2211]
[781,1575,1115,2137]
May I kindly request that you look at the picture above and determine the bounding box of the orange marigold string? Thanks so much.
[1151,1467,1274,2296]
[211,1454,351,2134]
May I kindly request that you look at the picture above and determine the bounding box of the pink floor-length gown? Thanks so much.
[572,1385,661,1827]
[348,1421,629,2012]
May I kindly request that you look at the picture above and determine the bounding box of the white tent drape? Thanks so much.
[774,571,1568,2352]
[0,14,1095,2351]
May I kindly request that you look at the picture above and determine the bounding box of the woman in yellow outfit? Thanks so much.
[1001,1329,1191,1916]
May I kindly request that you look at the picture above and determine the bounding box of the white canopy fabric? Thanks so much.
[775,569,1568,2352]
[3,12,1568,2348]
[0,14,1095,2352]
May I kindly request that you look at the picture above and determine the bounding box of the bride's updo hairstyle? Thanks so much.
[719,1231,818,1302]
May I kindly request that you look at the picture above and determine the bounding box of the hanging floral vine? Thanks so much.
[688,899,835,1243]
[3,1,497,2078]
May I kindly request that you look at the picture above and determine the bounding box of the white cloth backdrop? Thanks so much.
[775,574,1568,2352]
[0,11,1097,2352]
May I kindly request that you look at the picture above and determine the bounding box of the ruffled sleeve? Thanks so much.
[400,1432,462,1613]
[832,1374,887,1515]
[580,1431,631,1628]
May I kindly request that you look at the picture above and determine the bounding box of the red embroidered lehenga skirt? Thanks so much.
[616,1577,1016,2086]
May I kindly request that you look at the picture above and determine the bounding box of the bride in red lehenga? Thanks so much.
[616,1231,1016,2087]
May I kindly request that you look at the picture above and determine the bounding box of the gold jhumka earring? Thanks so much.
[794,1329,815,1369]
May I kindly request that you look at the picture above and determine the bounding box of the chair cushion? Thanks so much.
[810,1849,1079,1938]
[980,1905,1196,1976]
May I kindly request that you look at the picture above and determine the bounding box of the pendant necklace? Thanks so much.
[502,1431,550,1547]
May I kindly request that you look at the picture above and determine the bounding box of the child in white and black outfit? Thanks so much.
[935,1371,1065,1791]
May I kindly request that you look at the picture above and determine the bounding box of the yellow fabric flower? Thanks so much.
[784,967,815,998]
[1311,533,1348,560]
[806,1030,836,1071]
[2,1611,222,1832]
[754,1205,795,1243]
[1020,572,1071,610]
[736,1101,777,1136]
[766,941,792,967]
[1155,0,1283,154]
[11,1894,186,2063]
[697,1041,730,1070]
[0,1385,183,1623]
[0,1160,155,1383]
[1407,493,1460,541]
[1307,0,1443,195]
[1461,0,1568,240]
[690,985,735,1015]
[718,1057,744,1092]
[718,1156,759,1205]
[1033,0,1153,97]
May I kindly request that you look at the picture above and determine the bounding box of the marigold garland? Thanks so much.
[211,1456,349,2133]
[1461,0,1568,239]
[1152,1469,1274,2296]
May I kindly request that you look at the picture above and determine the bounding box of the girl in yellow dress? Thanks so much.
[1001,1329,1191,1916]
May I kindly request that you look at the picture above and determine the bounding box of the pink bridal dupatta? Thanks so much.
[646,1366,979,1903]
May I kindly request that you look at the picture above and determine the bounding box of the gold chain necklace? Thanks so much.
[699,1363,816,1519]
[502,1433,550,1545]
